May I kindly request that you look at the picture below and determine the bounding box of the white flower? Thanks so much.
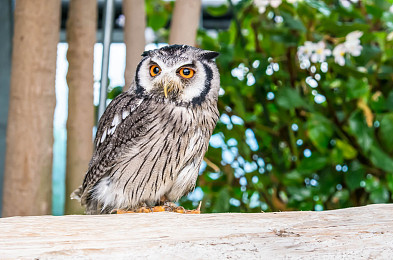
[390,5,393,13]
[340,0,358,8]
[297,41,314,59]
[254,0,282,13]
[344,31,363,56]
[254,0,269,13]
[333,43,346,66]
[331,31,363,66]
[297,41,331,68]
[346,30,363,41]
[310,41,332,63]
[270,0,282,8]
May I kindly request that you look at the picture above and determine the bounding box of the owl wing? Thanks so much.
[82,91,147,193]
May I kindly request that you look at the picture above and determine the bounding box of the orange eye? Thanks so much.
[179,68,194,79]
[150,65,161,77]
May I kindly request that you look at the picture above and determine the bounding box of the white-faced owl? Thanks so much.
[71,44,220,214]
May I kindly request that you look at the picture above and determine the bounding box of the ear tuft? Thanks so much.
[200,51,220,60]
[141,50,151,57]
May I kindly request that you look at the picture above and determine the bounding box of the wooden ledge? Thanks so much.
[1,204,392,259]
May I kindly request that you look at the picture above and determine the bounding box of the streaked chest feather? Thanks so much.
[93,101,219,210]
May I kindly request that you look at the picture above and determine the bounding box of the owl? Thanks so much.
[71,44,220,214]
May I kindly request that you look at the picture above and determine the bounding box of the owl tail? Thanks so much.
[70,185,83,201]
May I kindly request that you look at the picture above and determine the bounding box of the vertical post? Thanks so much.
[169,0,202,46]
[0,0,13,217]
[122,0,146,91]
[2,0,61,217]
[65,0,97,215]
[98,0,115,121]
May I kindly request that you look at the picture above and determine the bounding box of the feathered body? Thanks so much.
[72,45,220,214]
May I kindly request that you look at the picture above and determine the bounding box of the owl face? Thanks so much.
[134,45,220,105]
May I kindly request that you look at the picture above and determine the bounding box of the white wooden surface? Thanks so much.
[0,204,392,259]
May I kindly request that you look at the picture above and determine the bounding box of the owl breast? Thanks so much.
[92,99,219,212]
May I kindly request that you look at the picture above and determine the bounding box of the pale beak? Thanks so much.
[164,83,169,98]
[163,82,174,98]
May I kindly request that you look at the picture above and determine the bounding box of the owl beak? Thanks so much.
[163,82,174,98]
[164,83,169,98]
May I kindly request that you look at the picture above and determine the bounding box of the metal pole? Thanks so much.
[98,0,115,121]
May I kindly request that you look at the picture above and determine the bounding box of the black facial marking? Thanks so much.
[192,63,213,106]
[135,57,148,95]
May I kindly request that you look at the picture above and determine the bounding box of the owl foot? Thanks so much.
[115,206,152,214]
[115,209,135,214]
[159,201,202,214]
[184,201,202,214]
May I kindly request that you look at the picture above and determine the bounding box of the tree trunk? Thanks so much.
[65,0,97,215]
[2,0,61,217]
[169,0,201,46]
[123,0,146,91]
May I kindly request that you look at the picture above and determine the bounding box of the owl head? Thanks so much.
[132,45,220,105]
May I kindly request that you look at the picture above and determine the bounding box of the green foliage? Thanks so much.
[181,0,393,213]
[143,0,393,212]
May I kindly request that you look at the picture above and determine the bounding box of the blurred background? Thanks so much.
[1,0,393,217]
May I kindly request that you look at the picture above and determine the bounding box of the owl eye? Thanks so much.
[179,68,194,79]
[150,65,161,77]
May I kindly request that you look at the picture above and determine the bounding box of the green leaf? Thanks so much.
[206,4,228,17]
[305,0,331,16]
[107,86,123,100]
[379,113,393,153]
[297,154,329,174]
[148,12,169,31]
[370,187,390,203]
[369,145,393,173]
[213,188,231,213]
[281,12,306,32]
[344,162,365,191]
[348,111,373,152]
[276,87,306,110]
[346,77,370,100]
[387,173,393,192]
[307,114,334,151]
[336,140,358,160]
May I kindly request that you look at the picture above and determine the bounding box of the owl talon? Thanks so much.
[174,206,186,213]
[185,201,202,214]
[135,207,152,213]
[115,209,136,214]
[152,206,166,212]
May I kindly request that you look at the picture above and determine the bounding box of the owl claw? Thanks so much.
[152,206,166,212]
[115,209,136,214]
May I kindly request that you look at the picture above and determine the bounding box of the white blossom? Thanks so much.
[332,31,363,66]
[297,41,331,69]
[390,5,393,13]
[310,41,332,63]
[333,43,346,66]
[270,0,282,8]
[344,31,363,56]
[340,0,358,8]
[254,0,282,13]
[297,41,314,59]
